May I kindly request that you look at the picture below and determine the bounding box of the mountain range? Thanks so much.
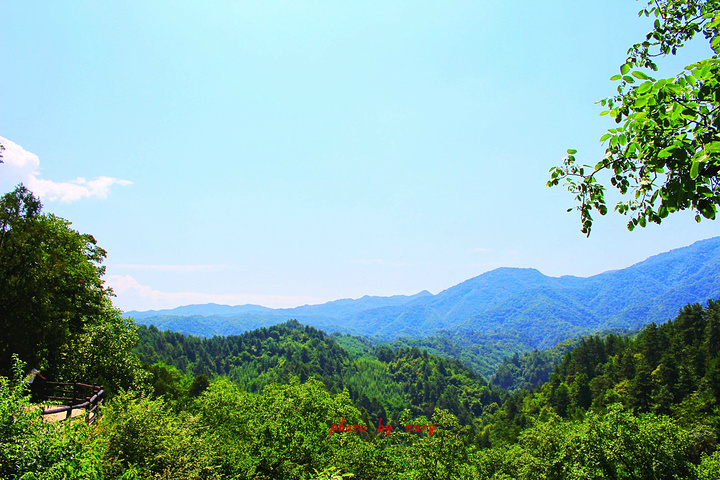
[126,237,720,352]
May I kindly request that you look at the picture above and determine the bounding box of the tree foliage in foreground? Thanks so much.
[3,300,720,479]
[0,185,146,392]
[0,357,103,479]
[549,0,720,234]
[1,180,720,477]
[475,404,705,479]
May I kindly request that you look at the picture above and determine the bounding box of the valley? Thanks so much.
[128,236,720,377]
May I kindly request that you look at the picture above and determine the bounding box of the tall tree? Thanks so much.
[0,185,143,389]
[549,0,720,235]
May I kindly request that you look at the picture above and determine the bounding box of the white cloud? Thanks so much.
[0,137,40,169]
[0,136,131,202]
[106,274,323,311]
[28,175,133,202]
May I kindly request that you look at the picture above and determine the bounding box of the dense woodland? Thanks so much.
[4,295,720,478]
[3,184,720,479]
[4,0,720,475]
[2,186,720,477]
[134,320,503,429]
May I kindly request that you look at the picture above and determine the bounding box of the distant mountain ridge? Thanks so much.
[126,291,433,320]
[127,303,276,319]
[127,237,720,352]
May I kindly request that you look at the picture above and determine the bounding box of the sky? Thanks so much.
[2,1,719,312]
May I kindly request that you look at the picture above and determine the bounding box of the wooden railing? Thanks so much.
[33,381,104,424]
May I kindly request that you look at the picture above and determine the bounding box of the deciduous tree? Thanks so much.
[549,0,720,235]
[0,185,143,391]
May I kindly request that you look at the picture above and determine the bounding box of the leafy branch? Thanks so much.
[549,0,720,235]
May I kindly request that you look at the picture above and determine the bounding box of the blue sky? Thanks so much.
[2,1,719,312]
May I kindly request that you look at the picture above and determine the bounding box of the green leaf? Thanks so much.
[631,71,650,80]
[634,95,650,108]
[712,35,720,54]
[690,160,701,179]
[705,142,720,153]
[658,147,675,158]
[621,63,630,75]
[599,133,612,142]
[637,81,653,94]
[701,204,716,219]
[566,149,578,155]
[610,74,622,81]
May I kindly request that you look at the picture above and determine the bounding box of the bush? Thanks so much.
[97,391,218,479]
[0,356,102,479]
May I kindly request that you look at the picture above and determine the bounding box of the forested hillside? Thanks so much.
[4,1,720,473]
[1,184,719,477]
[489,338,582,392]
[130,236,720,368]
[7,298,720,478]
[470,300,720,478]
[134,320,504,427]
[4,186,720,478]
[488,328,637,392]
[383,329,536,379]
[126,301,720,477]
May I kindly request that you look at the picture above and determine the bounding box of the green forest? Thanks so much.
[4,0,720,477]
[1,183,720,479]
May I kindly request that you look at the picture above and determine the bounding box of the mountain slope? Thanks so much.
[134,320,503,425]
[129,237,720,354]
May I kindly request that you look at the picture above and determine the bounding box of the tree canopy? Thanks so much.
[0,185,144,390]
[6,301,720,479]
[549,0,720,235]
